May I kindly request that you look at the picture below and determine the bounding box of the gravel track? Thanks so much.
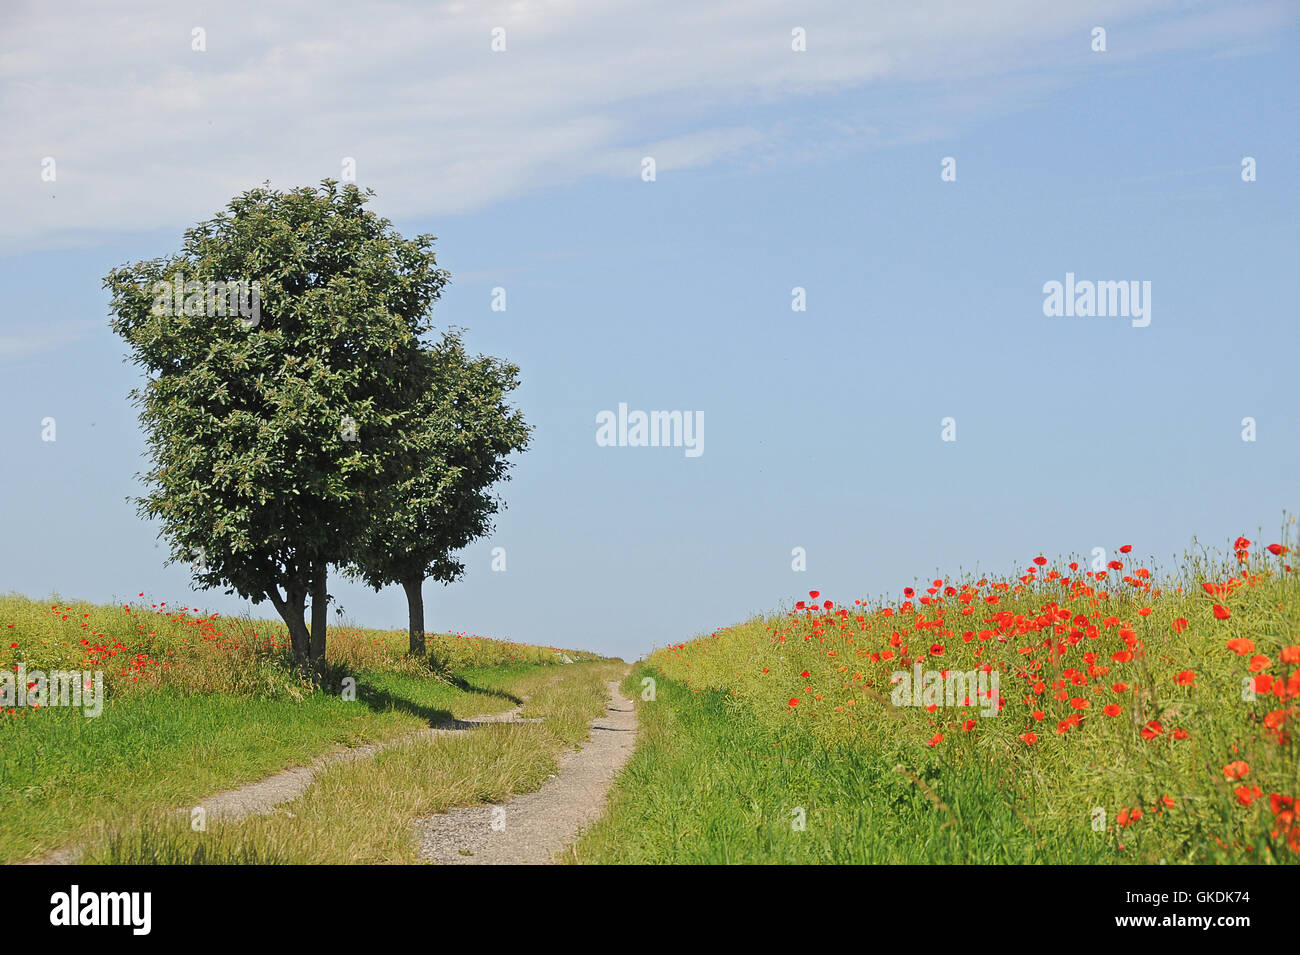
[416,679,637,865]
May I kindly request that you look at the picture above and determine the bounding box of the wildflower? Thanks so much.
[1222,760,1250,781]
[1235,785,1262,806]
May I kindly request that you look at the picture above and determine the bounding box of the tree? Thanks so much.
[349,331,530,656]
[104,181,447,673]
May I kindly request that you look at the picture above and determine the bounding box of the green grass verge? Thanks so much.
[0,662,536,863]
[571,667,1128,864]
[81,661,628,864]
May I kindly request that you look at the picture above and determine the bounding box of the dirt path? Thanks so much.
[193,705,536,822]
[416,679,637,864]
[30,703,534,865]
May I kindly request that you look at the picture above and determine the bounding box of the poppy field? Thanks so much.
[575,533,1300,864]
[1,593,587,704]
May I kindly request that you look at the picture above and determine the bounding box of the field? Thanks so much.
[0,592,604,863]
[7,534,1297,866]
[574,535,1300,864]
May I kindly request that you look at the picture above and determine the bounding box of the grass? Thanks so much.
[82,660,627,864]
[570,669,1119,863]
[574,533,1300,864]
[0,592,593,701]
[0,592,604,863]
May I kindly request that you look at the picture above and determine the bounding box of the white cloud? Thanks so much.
[0,0,1292,250]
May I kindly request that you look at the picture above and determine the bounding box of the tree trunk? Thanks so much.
[402,576,426,657]
[309,560,329,673]
[268,586,310,667]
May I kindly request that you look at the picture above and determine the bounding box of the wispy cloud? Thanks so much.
[0,0,1292,250]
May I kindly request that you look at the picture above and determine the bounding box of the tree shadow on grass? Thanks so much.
[441,671,524,704]
[353,678,522,728]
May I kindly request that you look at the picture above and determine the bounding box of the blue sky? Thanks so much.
[1,1,1297,660]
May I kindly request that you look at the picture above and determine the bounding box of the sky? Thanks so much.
[1,1,1297,661]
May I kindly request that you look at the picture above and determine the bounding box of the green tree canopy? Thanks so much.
[104,181,448,671]
[350,331,531,655]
